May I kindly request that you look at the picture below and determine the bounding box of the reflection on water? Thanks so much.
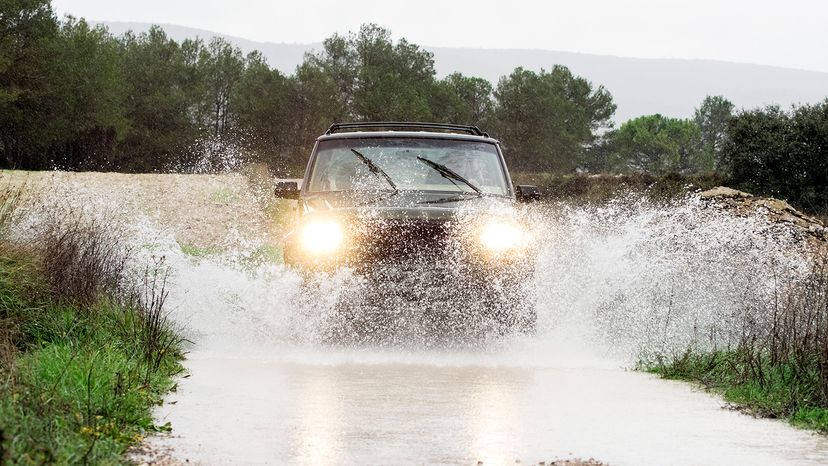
[285,364,532,465]
[152,348,828,465]
[293,367,344,465]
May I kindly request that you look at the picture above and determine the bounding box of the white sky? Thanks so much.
[52,0,828,72]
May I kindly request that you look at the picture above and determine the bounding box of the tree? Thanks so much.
[432,73,494,127]
[607,114,702,174]
[116,26,203,171]
[721,101,828,212]
[233,51,299,170]
[302,24,437,122]
[1,6,127,170]
[52,17,126,170]
[491,66,616,172]
[0,0,59,168]
[693,95,734,171]
[197,37,245,139]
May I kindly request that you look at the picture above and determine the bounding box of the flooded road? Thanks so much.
[142,187,828,465]
[151,342,828,465]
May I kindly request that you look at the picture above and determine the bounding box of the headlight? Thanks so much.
[479,221,524,253]
[300,220,344,254]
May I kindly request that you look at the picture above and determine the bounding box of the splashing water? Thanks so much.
[9,170,815,362]
[8,170,828,465]
[136,190,814,365]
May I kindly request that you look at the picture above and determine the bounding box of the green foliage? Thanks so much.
[605,114,703,174]
[647,350,828,432]
[51,17,127,170]
[491,66,616,172]
[116,27,206,171]
[198,37,245,138]
[721,100,828,213]
[0,0,60,168]
[693,95,734,170]
[303,23,438,122]
[0,250,182,464]
[233,52,298,168]
[431,73,494,127]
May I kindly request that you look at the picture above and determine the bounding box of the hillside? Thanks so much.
[97,21,828,123]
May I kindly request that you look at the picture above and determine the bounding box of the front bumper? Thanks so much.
[283,217,533,277]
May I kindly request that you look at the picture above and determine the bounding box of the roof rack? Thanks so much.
[325,122,488,137]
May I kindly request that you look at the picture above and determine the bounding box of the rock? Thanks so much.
[698,186,828,248]
[699,186,753,199]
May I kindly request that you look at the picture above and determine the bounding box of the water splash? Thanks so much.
[531,194,813,361]
[7,171,816,366]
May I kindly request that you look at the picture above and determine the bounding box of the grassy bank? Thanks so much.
[0,187,183,464]
[645,257,828,432]
[646,351,828,432]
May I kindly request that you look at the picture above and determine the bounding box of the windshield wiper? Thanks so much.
[417,193,482,204]
[416,156,483,196]
[350,148,398,194]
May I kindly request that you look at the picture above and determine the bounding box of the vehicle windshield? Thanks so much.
[307,137,509,196]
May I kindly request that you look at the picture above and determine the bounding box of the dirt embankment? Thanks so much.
[700,186,828,250]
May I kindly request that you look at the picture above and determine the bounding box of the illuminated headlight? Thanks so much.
[479,221,525,253]
[300,220,344,255]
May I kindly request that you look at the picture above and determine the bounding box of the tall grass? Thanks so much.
[0,184,23,238]
[648,254,828,430]
[38,216,130,307]
[0,183,184,463]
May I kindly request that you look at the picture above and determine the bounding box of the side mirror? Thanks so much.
[274,180,300,200]
[515,184,541,203]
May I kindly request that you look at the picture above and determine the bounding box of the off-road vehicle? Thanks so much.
[275,122,540,334]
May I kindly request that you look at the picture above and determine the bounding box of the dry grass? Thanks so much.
[37,215,130,307]
[740,255,828,397]
[133,259,180,376]
[0,184,23,238]
[0,183,25,369]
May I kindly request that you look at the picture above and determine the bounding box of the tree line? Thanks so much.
[1,0,826,212]
[0,1,609,174]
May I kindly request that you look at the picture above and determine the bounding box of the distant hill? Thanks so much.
[97,21,828,124]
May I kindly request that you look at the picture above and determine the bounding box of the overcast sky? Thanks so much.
[52,0,828,73]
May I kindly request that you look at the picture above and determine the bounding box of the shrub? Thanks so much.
[37,216,130,307]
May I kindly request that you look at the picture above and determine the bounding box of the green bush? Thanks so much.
[0,251,182,464]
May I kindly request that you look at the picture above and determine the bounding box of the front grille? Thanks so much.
[350,219,452,262]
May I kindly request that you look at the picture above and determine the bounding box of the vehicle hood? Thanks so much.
[300,192,515,222]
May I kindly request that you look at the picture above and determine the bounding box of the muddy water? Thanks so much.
[11,171,828,465]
